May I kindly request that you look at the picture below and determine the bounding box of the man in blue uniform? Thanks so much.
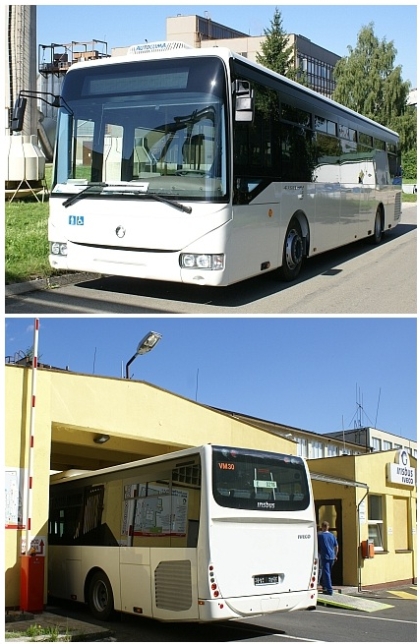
[317,521,339,595]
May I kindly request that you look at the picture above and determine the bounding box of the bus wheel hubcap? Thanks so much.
[285,229,303,270]
[94,581,108,611]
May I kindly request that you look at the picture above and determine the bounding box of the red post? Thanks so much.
[20,555,45,612]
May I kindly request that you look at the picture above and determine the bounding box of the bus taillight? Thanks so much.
[209,564,221,598]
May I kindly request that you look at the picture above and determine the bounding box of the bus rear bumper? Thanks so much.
[198,590,317,621]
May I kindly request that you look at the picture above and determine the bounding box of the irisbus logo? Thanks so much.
[257,502,275,509]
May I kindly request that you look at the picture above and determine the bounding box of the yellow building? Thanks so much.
[310,451,417,588]
[5,364,296,608]
[5,364,416,608]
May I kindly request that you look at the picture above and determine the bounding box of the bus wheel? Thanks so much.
[371,206,383,244]
[88,570,114,621]
[280,218,304,281]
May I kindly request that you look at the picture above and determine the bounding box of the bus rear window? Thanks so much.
[212,447,310,511]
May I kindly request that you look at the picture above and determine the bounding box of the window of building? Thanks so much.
[297,437,308,458]
[371,437,381,452]
[310,441,324,458]
[327,445,338,457]
[368,494,385,551]
[383,440,392,451]
[393,497,409,551]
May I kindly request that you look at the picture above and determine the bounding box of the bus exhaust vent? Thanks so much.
[394,191,402,220]
[128,41,193,55]
[154,560,192,611]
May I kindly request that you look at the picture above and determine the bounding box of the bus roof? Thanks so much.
[65,41,399,139]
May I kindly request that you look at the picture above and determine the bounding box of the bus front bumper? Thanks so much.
[49,245,230,287]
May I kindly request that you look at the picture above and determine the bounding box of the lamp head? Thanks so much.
[136,331,162,356]
[94,434,110,444]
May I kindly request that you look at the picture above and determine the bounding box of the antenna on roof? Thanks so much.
[374,388,381,428]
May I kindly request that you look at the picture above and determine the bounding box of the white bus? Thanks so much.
[48,444,318,622]
[48,41,402,286]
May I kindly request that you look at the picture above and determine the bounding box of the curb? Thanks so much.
[5,272,99,297]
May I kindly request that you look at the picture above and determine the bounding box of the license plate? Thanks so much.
[254,574,279,586]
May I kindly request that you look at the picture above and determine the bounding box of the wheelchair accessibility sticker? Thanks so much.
[69,215,85,226]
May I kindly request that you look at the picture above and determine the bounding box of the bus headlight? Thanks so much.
[50,242,68,257]
[180,253,224,270]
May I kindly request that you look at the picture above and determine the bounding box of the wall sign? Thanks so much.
[5,468,25,529]
[386,450,416,487]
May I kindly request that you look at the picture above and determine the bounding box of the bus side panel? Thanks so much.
[229,185,283,283]
[48,546,121,608]
[150,549,199,621]
[119,547,152,616]
[48,546,78,600]
[312,184,341,255]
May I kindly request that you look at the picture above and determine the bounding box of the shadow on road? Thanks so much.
[75,223,416,308]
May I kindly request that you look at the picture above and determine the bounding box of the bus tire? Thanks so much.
[371,206,383,244]
[87,570,114,621]
[279,218,304,281]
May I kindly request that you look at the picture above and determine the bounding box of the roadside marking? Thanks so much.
[273,635,322,641]
[387,590,417,600]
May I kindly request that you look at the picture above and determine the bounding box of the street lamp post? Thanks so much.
[125,331,162,379]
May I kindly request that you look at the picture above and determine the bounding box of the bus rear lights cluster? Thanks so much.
[209,564,221,598]
[310,559,318,589]
[50,242,68,256]
[180,253,224,270]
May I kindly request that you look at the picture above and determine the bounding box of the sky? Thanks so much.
[5,317,417,441]
[35,3,418,88]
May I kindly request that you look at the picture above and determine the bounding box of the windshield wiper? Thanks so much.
[62,182,192,213]
[146,192,192,214]
[62,182,108,208]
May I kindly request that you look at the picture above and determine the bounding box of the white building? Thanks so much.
[325,427,417,458]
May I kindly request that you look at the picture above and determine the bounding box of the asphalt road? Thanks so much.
[44,586,417,641]
[5,204,416,315]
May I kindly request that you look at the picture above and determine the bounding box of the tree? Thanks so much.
[333,23,412,137]
[256,8,295,78]
[401,148,417,181]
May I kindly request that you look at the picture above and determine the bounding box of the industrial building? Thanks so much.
[5,363,416,609]
[166,14,340,97]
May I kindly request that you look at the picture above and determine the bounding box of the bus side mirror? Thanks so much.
[10,91,62,132]
[234,80,254,122]
[11,97,27,132]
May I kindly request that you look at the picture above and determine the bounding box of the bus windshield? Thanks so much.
[54,57,229,202]
[212,446,310,511]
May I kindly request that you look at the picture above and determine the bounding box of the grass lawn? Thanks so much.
[5,200,52,283]
[6,164,56,284]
